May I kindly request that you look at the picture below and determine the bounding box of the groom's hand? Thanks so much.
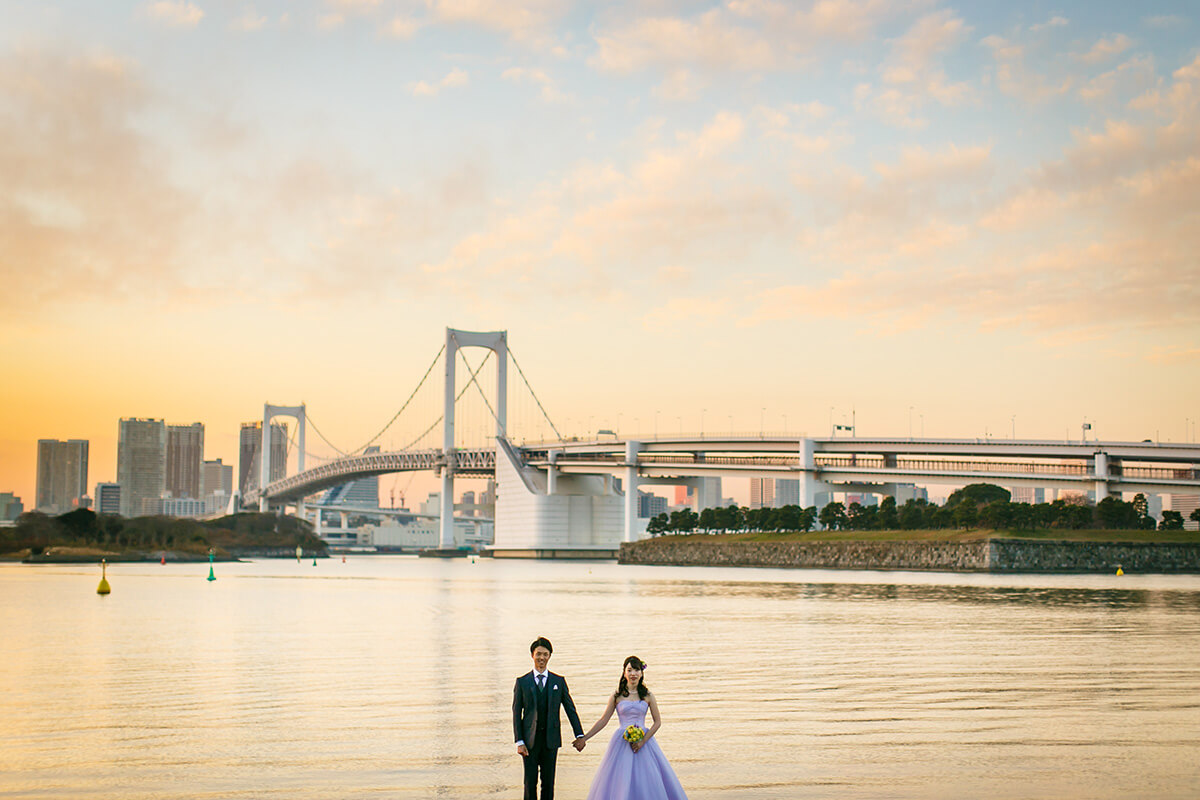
[517,744,529,756]
[573,738,586,751]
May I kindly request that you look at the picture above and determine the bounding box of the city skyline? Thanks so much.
[2,1,1198,505]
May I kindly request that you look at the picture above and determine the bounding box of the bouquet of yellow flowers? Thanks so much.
[623,725,645,746]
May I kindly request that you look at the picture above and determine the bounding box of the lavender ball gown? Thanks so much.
[585,700,688,800]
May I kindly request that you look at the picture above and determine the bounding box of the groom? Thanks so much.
[513,636,585,800]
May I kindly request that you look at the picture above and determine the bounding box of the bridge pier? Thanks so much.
[799,438,833,510]
[624,441,641,543]
[1094,451,1110,501]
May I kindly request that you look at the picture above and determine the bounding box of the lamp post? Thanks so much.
[760,407,765,438]
[909,406,913,438]
[701,408,706,436]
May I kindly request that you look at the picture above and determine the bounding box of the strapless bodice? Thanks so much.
[616,699,648,728]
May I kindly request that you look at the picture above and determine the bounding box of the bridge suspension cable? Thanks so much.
[399,350,495,451]
[347,344,446,455]
[509,347,562,441]
[457,346,504,439]
[305,410,349,457]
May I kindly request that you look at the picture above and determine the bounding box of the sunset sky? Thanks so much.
[2,0,1198,506]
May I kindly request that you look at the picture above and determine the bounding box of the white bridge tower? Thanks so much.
[441,329,507,550]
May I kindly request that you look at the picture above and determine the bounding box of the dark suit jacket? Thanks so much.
[512,670,584,750]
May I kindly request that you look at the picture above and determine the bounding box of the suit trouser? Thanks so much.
[522,742,557,800]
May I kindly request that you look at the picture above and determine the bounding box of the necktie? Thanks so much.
[537,675,545,691]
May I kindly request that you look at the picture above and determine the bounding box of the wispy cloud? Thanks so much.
[143,1,204,28]
[231,7,267,32]
[410,67,469,97]
[1074,34,1133,65]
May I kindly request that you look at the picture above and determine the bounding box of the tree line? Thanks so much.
[645,484,1200,535]
[1,508,325,556]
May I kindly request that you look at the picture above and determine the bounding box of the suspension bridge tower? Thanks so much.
[260,404,305,512]
[439,328,507,551]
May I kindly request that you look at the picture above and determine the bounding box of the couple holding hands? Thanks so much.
[513,637,688,800]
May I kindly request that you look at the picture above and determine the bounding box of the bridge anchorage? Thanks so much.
[243,328,1200,557]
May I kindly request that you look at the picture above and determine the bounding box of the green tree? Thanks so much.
[898,499,924,530]
[979,501,1014,529]
[1160,510,1185,530]
[1190,507,1200,526]
[818,501,846,531]
[947,483,1011,507]
[646,513,668,536]
[953,500,977,529]
[799,506,817,532]
[878,496,898,530]
[1096,497,1137,529]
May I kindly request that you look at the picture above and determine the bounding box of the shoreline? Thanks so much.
[618,536,1200,573]
[6,546,330,564]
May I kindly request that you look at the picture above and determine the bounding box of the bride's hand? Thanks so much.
[630,739,643,753]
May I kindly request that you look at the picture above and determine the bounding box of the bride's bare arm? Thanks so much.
[641,692,663,743]
[581,694,618,742]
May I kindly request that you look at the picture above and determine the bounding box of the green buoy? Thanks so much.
[207,548,216,582]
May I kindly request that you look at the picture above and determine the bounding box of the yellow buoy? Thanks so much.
[97,559,111,595]
[1116,565,1124,576]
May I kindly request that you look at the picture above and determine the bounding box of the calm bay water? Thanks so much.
[2,557,1199,799]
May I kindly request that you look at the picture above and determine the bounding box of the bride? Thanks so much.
[578,656,688,800]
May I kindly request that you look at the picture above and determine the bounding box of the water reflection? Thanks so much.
[2,560,1199,800]
[631,576,1200,611]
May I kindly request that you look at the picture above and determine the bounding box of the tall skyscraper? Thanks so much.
[36,439,89,515]
[118,418,166,517]
[203,459,233,496]
[638,490,668,518]
[94,483,121,515]
[166,423,204,499]
[239,421,288,495]
[674,485,691,507]
[749,477,775,509]
[775,479,800,507]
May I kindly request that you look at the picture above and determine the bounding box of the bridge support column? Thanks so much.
[1094,451,1110,501]
[547,451,558,495]
[624,441,641,543]
[798,438,832,509]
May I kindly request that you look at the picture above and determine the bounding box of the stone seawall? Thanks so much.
[619,538,1200,573]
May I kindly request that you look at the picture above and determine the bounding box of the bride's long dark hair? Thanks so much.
[614,655,649,701]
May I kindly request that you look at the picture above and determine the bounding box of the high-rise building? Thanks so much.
[238,421,288,495]
[36,439,89,515]
[638,490,668,519]
[1172,494,1199,531]
[749,478,775,509]
[319,446,381,507]
[203,459,233,497]
[1010,486,1046,504]
[166,423,204,499]
[775,479,800,507]
[895,484,928,504]
[674,486,691,507]
[117,418,166,517]
[94,483,121,515]
[0,492,24,521]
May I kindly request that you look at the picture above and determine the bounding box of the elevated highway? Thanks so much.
[248,436,1200,513]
